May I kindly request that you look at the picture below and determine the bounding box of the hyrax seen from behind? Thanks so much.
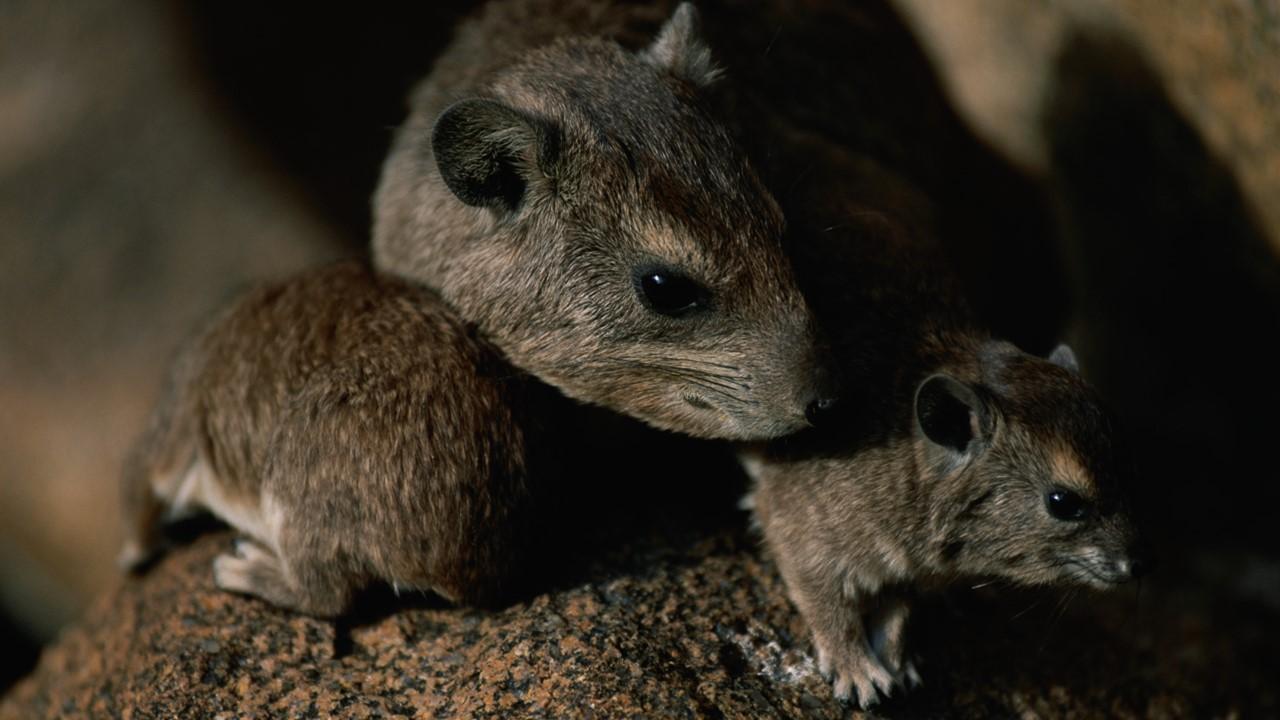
[120,263,551,616]
[375,2,837,439]
[744,221,1150,708]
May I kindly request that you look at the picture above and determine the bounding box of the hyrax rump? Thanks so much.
[374,2,837,440]
[743,218,1150,708]
[119,262,549,616]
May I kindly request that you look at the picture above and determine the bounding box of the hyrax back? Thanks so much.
[120,262,540,615]
[374,2,837,440]
[744,219,1149,708]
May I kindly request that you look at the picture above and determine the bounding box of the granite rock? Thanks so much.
[4,525,1277,719]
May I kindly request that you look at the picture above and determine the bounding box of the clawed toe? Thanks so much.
[213,552,253,593]
[231,537,273,562]
[214,539,283,597]
[824,651,896,709]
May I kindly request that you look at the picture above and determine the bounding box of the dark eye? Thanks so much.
[1045,489,1090,521]
[636,268,707,317]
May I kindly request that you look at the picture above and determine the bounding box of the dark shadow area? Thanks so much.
[700,0,1070,356]
[882,570,1280,716]
[140,514,242,575]
[1044,31,1280,555]
[173,2,484,243]
[333,587,456,660]
[0,610,40,695]
[517,403,753,600]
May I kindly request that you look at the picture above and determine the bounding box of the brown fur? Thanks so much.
[743,213,1147,707]
[373,2,836,440]
[119,262,547,615]
[117,3,841,617]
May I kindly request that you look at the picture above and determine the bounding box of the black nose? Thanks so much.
[803,349,842,427]
[805,396,840,426]
[1128,552,1155,580]
[1117,539,1156,581]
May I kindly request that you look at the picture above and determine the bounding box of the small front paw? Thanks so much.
[815,638,896,709]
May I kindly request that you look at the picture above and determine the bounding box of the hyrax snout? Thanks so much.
[373,2,836,441]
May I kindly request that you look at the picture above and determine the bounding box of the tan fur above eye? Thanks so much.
[1049,445,1097,496]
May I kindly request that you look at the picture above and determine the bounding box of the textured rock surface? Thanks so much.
[4,527,1277,719]
[0,0,343,638]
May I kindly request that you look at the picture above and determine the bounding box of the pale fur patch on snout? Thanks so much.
[1066,545,1115,586]
[1075,545,1106,566]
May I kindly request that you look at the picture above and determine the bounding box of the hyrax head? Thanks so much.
[373,4,836,441]
[913,342,1150,589]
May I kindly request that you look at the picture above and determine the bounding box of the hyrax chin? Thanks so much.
[119,262,550,616]
[744,338,1150,709]
[374,2,838,441]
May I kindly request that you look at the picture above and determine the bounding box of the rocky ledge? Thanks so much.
[3,525,1277,719]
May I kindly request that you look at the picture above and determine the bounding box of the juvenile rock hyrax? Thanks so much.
[743,220,1149,708]
[374,1,838,439]
[119,262,558,615]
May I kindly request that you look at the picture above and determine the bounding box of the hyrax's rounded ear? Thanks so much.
[914,374,994,455]
[431,98,560,214]
[644,3,722,87]
[1048,343,1080,374]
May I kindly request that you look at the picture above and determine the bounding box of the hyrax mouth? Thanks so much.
[1059,554,1140,588]
[674,388,810,441]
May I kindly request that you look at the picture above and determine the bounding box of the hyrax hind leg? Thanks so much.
[213,542,356,617]
[212,503,359,617]
[119,346,205,572]
[118,429,198,572]
[213,539,291,604]
[118,452,168,571]
[212,537,354,616]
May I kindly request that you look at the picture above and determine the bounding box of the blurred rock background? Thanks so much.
[0,0,473,687]
[2,0,1278,704]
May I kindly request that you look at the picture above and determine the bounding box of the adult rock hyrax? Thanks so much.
[742,219,1150,708]
[374,1,838,439]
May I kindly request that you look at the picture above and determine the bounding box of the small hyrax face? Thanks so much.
[915,344,1149,588]
[393,5,835,441]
